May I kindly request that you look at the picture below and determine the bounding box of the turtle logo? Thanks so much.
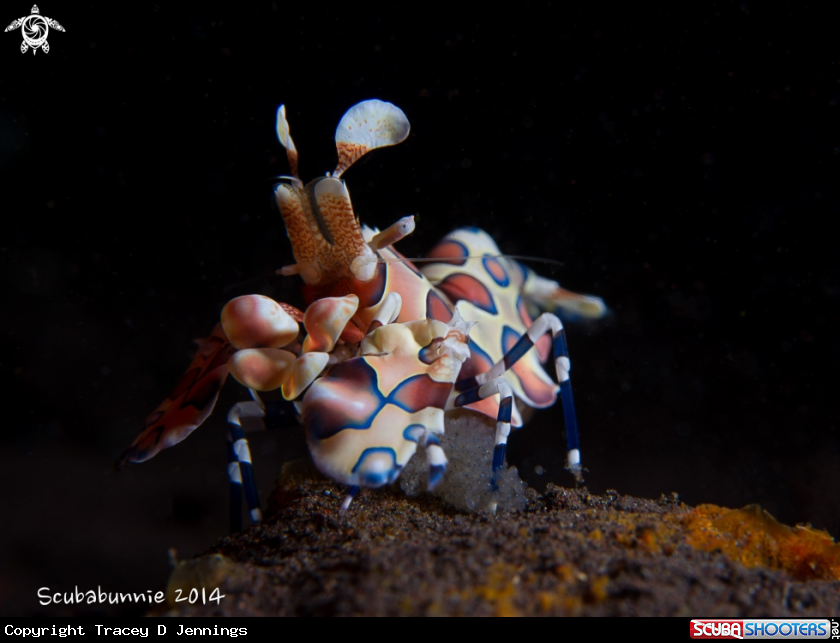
[5,5,65,55]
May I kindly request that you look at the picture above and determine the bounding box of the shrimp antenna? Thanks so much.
[377,254,565,268]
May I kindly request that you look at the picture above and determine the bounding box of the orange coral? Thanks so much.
[682,504,840,581]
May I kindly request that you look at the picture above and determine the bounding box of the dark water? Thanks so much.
[2,5,838,615]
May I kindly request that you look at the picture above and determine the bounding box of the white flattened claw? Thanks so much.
[227,348,296,392]
[333,99,410,177]
[282,352,330,400]
[302,294,359,353]
[335,99,410,149]
[221,295,300,350]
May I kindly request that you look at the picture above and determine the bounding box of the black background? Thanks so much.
[2,2,838,616]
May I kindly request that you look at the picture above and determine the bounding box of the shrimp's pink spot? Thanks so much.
[428,240,469,266]
[436,273,498,315]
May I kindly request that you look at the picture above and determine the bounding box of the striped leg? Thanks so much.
[474,313,583,482]
[226,394,298,532]
[226,438,243,534]
[447,377,515,491]
[227,401,264,532]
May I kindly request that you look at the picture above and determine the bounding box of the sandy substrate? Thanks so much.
[159,474,840,617]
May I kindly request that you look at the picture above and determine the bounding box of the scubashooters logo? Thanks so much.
[4,5,65,54]
[690,619,834,639]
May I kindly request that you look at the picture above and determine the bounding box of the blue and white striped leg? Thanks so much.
[227,391,299,532]
[227,401,264,532]
[474,313,583,482]
[447,376,515,495]
[226,438,243,534]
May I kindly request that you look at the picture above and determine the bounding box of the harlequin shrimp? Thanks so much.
[118,99,606,528]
